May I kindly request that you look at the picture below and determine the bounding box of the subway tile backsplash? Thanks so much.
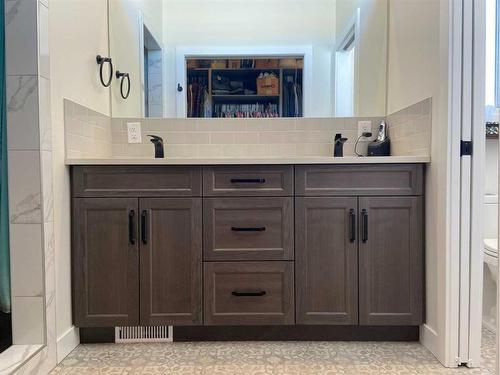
[108,117,381,158]
[64,98,431,159]
[64,99,112,159]
[386,98,432,156]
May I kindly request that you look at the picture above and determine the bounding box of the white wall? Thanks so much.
[163,0,336,117]
[335,0,387,117]
[49,0,111,360]
[109,0,164,117]
[386,0,453,365]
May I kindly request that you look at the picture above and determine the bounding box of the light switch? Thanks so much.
[127,122,142,143]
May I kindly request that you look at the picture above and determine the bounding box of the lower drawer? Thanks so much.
[204,262,295,325]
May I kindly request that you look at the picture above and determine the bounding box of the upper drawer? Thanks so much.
[72,166,202,197]
[203,165,293,196]
[295,164,424,196]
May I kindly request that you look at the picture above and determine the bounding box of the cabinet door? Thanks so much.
[139,198,202,325]
[359,197,423,325]
[295,197,358,324]
[72,198,139,327]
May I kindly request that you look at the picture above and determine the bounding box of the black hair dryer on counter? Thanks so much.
[148,135,164,158]
[334,133,348,157]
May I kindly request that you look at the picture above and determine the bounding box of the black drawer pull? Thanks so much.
[231,226,266,232]
[349,209,356,243]
[361,209,368,243]
[232,290,266,297]
[128,210,135,245]
[141,210,148,244]
[230,178,266,184]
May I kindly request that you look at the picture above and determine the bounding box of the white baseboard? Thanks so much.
[420,324,439,360]
[56,326,80,363]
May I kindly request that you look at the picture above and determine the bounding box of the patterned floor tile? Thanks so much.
[50,328,496,374]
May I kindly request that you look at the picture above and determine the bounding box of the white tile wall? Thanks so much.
[63,99,432,160]
[64,100,112,159]
[386,98,432,156]
[5,0,38,76]
[9,224,44,297]
[11,296,45,345]
[6,76,39,150]
[108,116,382,158]
[4,1,58,372]
[7,150,42,224]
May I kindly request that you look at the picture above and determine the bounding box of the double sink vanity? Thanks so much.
[68,157,426,339]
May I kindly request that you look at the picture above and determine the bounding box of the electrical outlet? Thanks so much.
[357,120,372,139]
[127,122,142,143]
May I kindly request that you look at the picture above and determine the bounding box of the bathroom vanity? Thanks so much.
[69,159,425,337]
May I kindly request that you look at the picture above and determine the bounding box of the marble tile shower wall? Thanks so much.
[386,98,432,156]
[3,0,58,373]
[109,117,384,158]
[64,100,112,159]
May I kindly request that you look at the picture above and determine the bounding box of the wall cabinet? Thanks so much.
[72,164,424,330]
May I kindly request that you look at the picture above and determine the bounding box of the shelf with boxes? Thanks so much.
[186,57,303,118]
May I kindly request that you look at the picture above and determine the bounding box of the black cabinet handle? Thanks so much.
[232,290,266,297]
[230,178,266,184]
[231,226,266,232]
[349,209,356,243]
[128,210,135,245]
[361,209,368,243]
[141,210,148,244]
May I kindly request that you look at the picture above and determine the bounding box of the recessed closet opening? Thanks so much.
[185,57,304,118]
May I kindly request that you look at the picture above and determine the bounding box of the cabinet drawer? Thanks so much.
[204,262,295,325]
[72,166,202,197]
[295,164,424,196]
[203,198,294,261]
[203,165,293,196]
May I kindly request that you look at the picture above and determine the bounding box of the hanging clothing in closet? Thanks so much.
[187,77,212,117]
[283,75,303,117]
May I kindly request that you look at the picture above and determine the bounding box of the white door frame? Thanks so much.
[445,0,485,368]
[468,0,486,368]
[174,45,313,118]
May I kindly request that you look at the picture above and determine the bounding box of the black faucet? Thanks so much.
[333,133,348,157]
[148,135,164,158]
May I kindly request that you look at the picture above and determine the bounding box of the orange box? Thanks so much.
[257,75,279,96]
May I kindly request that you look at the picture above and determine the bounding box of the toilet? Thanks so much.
[483,194,498,332]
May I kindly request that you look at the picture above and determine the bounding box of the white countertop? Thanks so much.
[65,155,430,165]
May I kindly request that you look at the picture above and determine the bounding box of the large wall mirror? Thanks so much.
[108,0,388,118]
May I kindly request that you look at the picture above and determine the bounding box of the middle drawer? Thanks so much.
[203,197,294,261]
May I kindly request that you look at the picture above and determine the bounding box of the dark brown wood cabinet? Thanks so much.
[204,262,295,325]
[73,197,203,327]
[71,164,424,331]
[203,197,294,261]
[72,198,140,327]
[295,197,358,325]
[139,198,202,325]
[358,197,423,325]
